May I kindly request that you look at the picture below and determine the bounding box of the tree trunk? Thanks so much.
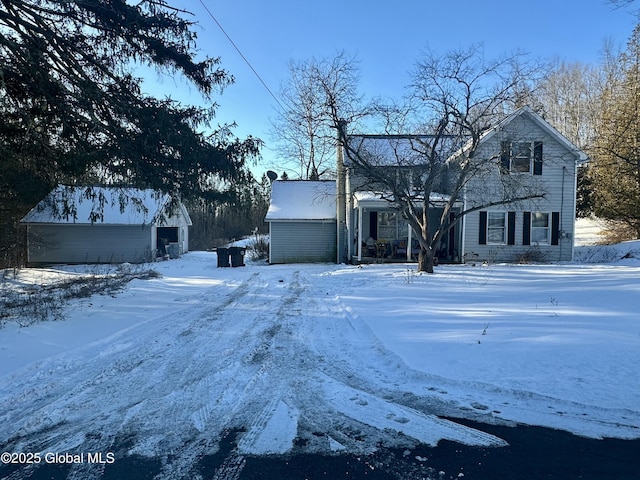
[417,247,435,274]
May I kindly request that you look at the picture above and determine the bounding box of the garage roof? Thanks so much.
[21,185,189,225]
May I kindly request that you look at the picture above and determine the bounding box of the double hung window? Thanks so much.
[487,212,506,244]
[501,141,543,175]
[511,142,532,173]
[531,212,550,244]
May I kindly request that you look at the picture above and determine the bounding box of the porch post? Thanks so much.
[336,121,347,263]
[357,205,363,261]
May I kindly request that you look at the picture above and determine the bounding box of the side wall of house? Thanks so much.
[463,116,577,263]
[269,221,337,263]
[27,224,153,264]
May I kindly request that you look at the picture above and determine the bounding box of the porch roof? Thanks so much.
[353,191,456,209]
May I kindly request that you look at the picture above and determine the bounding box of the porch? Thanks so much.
[348,193,462,264]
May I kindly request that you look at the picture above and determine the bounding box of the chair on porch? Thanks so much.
[364,237,377,257]
[393,239,407,258]
[376,241,389,258]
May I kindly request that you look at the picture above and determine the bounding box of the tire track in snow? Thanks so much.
[1,265,514,480]
[0,271,273,478]
[210,452,246,480]
[279,276,511,451]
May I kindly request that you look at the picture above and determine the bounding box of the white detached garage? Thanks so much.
[21,185,192,265]
[265,181,336,264]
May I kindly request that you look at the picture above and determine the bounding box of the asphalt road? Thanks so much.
[2,421,638,480]
[227,421,640,480]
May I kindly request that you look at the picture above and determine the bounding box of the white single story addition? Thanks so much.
[20,185,192,265]
[265,180,336,264]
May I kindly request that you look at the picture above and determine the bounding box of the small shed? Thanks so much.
[265,181,336,263]
[21,185,192,265]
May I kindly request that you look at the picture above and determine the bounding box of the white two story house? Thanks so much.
[267,106,588,264]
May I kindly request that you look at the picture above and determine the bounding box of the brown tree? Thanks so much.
[325,45,546,272]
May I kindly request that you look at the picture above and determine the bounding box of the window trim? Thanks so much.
[530,212,551,245]
[486,211,507,245]
[501,141,543,175]
[511,141,533,173]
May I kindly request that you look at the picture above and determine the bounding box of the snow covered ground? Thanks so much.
[1,222,639,477]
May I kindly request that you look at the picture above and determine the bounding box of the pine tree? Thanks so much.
[0,0,260,266]
[591,24,640,238]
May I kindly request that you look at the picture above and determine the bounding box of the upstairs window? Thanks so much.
[512,142,532,172]
[501,141,543,175]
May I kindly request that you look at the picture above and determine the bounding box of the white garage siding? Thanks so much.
[27,224,153,264]
[269,221,337,264]
[21,186,192,265]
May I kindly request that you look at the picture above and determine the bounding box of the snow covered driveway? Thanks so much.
[1,251,639,478]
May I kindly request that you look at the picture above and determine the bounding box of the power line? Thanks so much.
[197,0,286,112]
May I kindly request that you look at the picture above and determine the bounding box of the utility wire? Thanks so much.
[197,0,286,113]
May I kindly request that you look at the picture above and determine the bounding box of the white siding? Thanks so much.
[463,116,577,263]
[27,224,153,264]
[269,221,337,264]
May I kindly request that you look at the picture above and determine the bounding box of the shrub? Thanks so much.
[515,246,548,264]
[247,235,269,261]
[0,264,160,328]
[599,220,637,245]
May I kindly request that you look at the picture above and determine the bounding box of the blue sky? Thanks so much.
[147,0,638,176]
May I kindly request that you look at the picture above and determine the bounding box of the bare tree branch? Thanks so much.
[328,45,545,272]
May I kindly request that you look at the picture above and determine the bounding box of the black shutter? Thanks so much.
[507,211,516,245]
[500,141,511,173]
[533,142,543,175]
[523,211,531,246]
[479,211,487,245]
[551,212,560,245]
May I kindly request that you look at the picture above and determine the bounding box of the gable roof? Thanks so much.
[265,181,336,221]
[21,185,191,225]
[471,106,589,163]
[345,134,459,168]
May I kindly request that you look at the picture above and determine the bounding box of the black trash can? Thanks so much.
[229,246,246,267]
[216,247,230,267]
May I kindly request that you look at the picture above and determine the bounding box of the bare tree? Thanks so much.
[531,61,603,149]
[609,0,637,7]
[270,52,366,179]
[323,45,547,272]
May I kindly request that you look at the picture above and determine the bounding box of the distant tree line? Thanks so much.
[188,174,270,251]
[526,24,640,240]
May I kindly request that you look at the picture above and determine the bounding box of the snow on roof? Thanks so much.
[265,181,336,221]
[344,135,457,167]
[354,190,453,207]
[21,185,181,225]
